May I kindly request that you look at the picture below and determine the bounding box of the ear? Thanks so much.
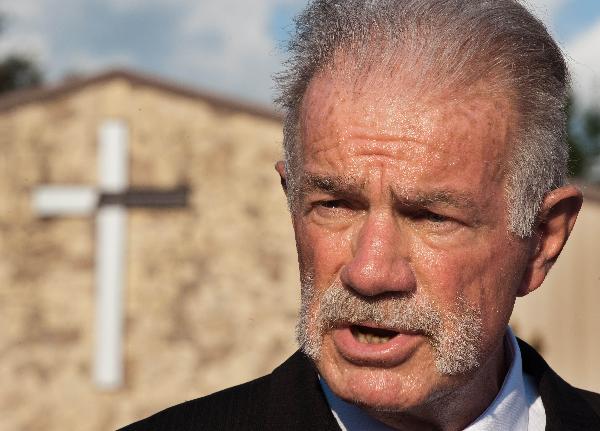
[517,185,582,297]
[275,160,288,195]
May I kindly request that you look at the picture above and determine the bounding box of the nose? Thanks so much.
[340,211,416,297]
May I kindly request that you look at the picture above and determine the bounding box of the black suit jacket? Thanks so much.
[120,340,600,430]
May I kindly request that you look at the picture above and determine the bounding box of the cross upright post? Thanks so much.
[94,119,129,390]
[31,119,188,390]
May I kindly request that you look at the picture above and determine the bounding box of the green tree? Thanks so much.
[582,109,600,156]
[566,95,600,178]
[566,96,586,177]
[0,13,43,95]
[0,55,43,94]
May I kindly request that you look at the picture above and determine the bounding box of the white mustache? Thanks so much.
[297,278,483,375]
[316,282,442,337]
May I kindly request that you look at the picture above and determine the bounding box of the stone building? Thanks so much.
[0,70,299,430]
[0,69,598,430]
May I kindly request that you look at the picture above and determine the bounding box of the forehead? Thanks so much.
[298,66,514,191]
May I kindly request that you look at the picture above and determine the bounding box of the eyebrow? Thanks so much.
[298,173,478,211]
[298,173,366,196]
[394,190,477,210]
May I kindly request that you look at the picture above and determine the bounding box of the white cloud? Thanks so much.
[0,0,303,105]
[69,50,134,74]
[565,18,600,108]
[519,0,600,106]
[0,0,87,78]
[0,0,47,62]
[515,0,600,108]
[164,0,303,104]
[0,31,47,60]
[1,0,597,109]
[522,0,571,29]
[0,0,43,21]
[102,0,178,13]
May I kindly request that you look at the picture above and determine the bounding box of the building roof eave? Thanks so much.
[0,68,282,121]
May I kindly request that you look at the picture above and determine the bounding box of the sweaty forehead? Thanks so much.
[298,65,515,168]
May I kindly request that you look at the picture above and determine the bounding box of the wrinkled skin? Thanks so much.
[276,66,582,430]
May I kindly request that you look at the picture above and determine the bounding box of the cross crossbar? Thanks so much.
[31,119,189,391]
[99,186,189,208]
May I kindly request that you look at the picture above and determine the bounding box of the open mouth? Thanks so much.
[350,325,400,345]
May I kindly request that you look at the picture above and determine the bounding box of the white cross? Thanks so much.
[33,120,188,390]
[33,120,130,390]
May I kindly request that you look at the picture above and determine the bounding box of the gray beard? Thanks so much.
[295,275,482,375]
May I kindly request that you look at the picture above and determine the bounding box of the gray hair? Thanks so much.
[275,0,570,238]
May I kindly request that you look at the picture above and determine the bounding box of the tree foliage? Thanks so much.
[567,95,600,179]
[566,97,585,177]
[583,109,600,154]
[0,13,43,96]
[0,55,43,94]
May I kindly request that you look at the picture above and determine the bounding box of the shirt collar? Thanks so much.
[463,327,529,430]
[320,328,530,431]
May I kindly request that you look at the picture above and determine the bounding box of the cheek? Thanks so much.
[414,237,525,341]
[296,221,352,285]
[411,238,503,307]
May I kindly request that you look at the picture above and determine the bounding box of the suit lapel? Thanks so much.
[264,343,600,430]
[518,339,600,430]
[264,351,341,431]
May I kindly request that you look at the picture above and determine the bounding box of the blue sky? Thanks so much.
[553,0,600,40]
[0,0,599,108]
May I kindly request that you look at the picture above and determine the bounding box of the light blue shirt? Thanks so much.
[320,328,546,430]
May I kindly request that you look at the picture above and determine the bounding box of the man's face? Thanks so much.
[288,68,532,412]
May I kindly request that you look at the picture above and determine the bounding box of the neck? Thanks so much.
[371,337,510,431]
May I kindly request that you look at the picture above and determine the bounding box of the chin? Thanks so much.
[315,336,461,413]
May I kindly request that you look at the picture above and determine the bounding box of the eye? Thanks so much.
[423,211,449,223]
[410,209,456,227]
[318,199,347,209]
[309,199,358,221]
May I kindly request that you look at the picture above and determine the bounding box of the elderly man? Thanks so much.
[122,0,600,430]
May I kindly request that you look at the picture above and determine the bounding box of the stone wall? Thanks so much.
[0,76,300,430]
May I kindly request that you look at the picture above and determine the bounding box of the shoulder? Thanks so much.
[119,374,272,431]
[118,351,340,431]
[577,388,600,415]
[518,337,600,400]
[518,338,600,427]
